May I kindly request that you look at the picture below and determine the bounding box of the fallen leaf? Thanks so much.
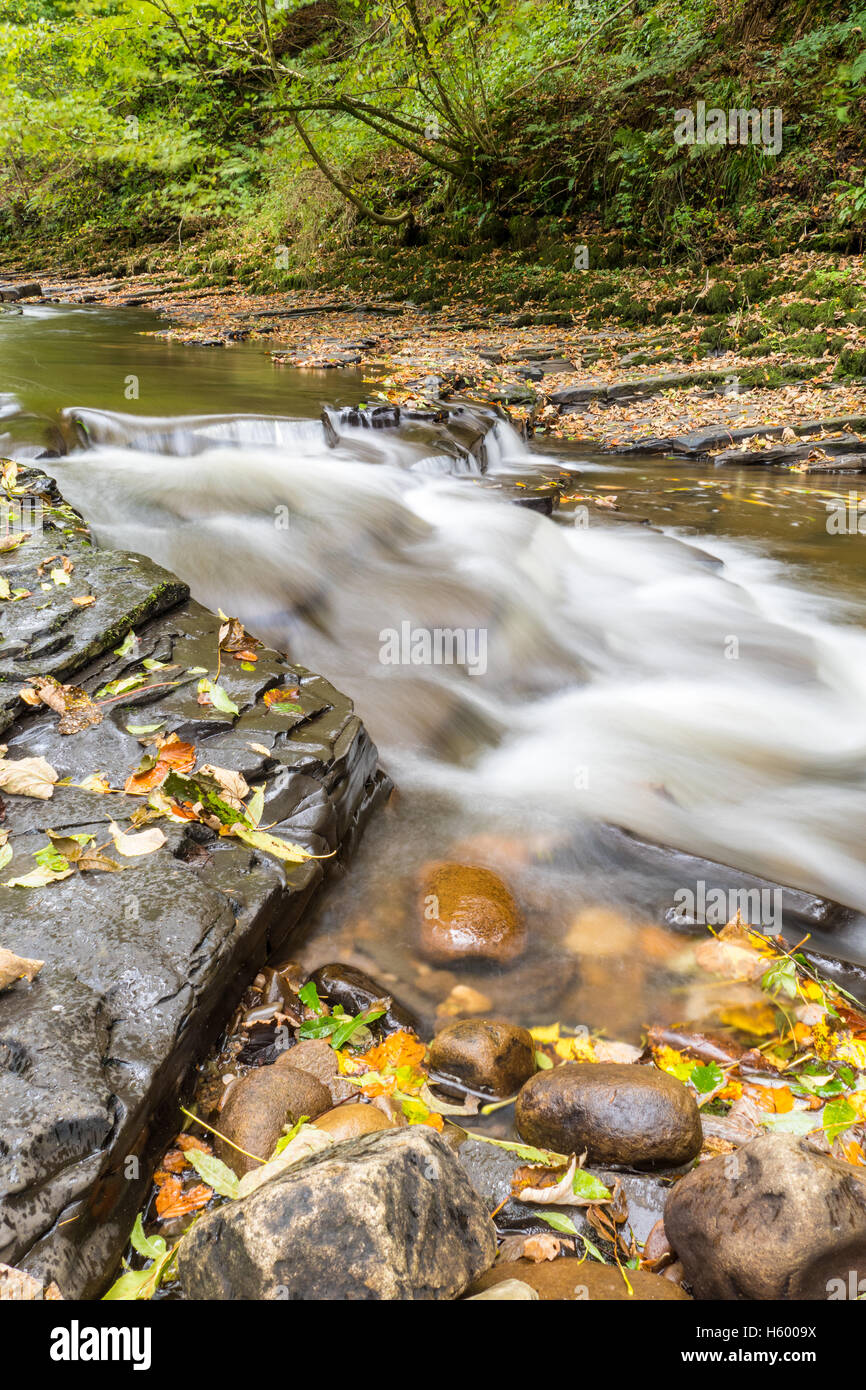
[154,1175,213,1220]
[0,750,59,800]
[0,947,45,990]
[108,822,167,857]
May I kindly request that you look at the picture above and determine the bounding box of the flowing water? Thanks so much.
[4,302,866,1038]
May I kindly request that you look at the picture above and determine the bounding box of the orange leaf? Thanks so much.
[176,1133,212,1154]
[155,736,196,772]
[155,1176,213,1220]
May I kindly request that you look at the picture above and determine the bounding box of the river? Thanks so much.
[4,300,866,1036]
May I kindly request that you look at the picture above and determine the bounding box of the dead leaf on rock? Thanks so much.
[108,822,167,857]
[0,749,58,799]
[23,676,103,735]
[0,947,45,991]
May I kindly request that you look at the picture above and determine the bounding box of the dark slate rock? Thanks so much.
[0,475,389,1297]
[454,1135,672,1251]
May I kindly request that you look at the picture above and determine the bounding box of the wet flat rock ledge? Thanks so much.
[0,469,389,1297]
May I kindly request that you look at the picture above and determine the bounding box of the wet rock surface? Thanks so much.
[0,469,389,1296]
[312,1102,395,1142]
[664,1132,866,1300]
[455,1135,671,1248]
[310,961,420,1036]
[429,1018,536,1097]
[215,1065,331,1176]
[515,1062,702,1168]
[418,861,526,965]
[177,1127,496,1300]
[466,1257,690,1300]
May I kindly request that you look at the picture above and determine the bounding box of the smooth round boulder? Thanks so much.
[418,862,526,965]
[664,1132,866,1299]
[428,1018,536,1097]
[215,1064,331,1176]
[312,1103,394,1143]
[515,1062,702,1168]
[466,1259,690,1300]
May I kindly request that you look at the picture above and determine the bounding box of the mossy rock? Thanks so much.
[614,294,653,325]
[695,281,737,315]
[834,348,866,380]
[699,321,736,350]
[653,295,681,320]
[587,278,617,302]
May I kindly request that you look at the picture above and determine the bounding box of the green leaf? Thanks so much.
[198,678,239,716]
[298,980,323,1014]
[572,1169,612,1202]
[114,631,137,657]
[272,1116,309,1156]
[186,1147,240,1198]
[760,1110,816,1136]
[535,1050,553,1070]
[462,1132,570,1166]
[230,823,316,863]
[761,959,798,1000]
[270,700,303,716]
[5,862,73,888]
[329,1006,386,1050]
[129,1213,166,1261]
[690,1062,724,1094]
[824,1097,857,1144]
[245,785,264,827]
[536,1211,579,1235]
[0,843,12,872]
[126,721,165,735]
[102,1267,158,1301]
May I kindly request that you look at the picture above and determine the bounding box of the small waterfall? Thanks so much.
[52,404,866,913]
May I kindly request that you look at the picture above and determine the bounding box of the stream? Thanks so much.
[4,301,866,1040]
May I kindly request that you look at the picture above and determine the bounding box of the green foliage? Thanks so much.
[1,0,864,262]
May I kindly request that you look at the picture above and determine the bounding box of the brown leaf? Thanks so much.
[0,948,45,991]
[155,1177,213,1221]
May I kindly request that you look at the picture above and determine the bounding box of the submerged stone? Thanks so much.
[418,861,526,965]
[215,1065,331,1176]
[428,1018,536,1096]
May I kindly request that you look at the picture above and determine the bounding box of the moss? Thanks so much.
[699,320,736,350]
[696,281,737,315]
[834,349,866,380]
[614,294,652,325]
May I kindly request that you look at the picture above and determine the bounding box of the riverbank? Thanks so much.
[0,461,389,1296]
[4,247,866,464]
